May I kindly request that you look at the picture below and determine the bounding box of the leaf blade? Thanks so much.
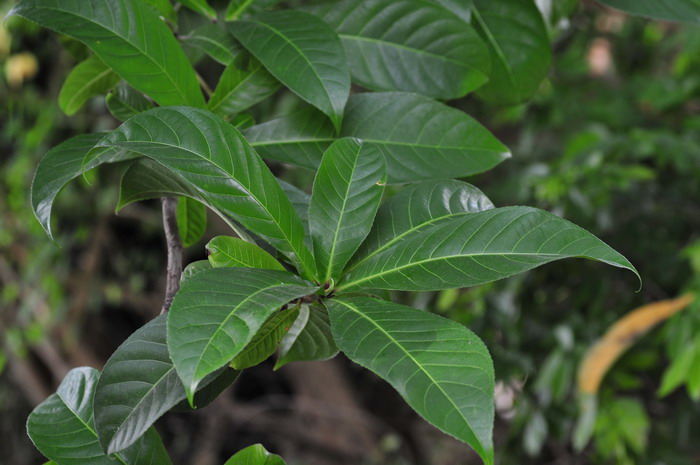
[275,303,338,369]
[206,235,284,271]
[177,197,207,248]
[59,55,120,116]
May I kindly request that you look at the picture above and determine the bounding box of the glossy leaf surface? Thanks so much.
[59,55,119,116]
[9,0,204,107]
[231,307,300,369]
[93,106,315,278]
[596,0,700,23]
[340,206,639,291]
[230,10,350,130]
[326,297,494,464]
[167,268,317,399]
[181,260,213,283]
[181,24,242,66]
[309,138,386,283]
[306,0,489,99]
[107,84,154,122]
[472,0,551,105]
[177,197,207,247]
[142,0,177,23]
[178,0,216,19]
[275,303,338,369]
[206,236,284,271]
[28,367,172,465]
[224,444,286,465]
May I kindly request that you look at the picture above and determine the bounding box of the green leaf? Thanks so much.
[28,367,173,465]
[207,236,285,270]
[178,0,216,20]
[230,306,300,369]
[181,260,213,283]
[208,53,280,117]
[9,0,204,107]
[352,180,493,266]
[305,0,489,100]
[94,316,239,453]
[245,93,510,183]
[229,10,350,131]
[224,444,286,465]
[107,84,154,122]
[167,267,318,400]
[31,133,138,240]
[92,106,316,279]
[309,138,386,284]
[59,55,120,116]
[326,297,494,465]
[275,303,338,369]
[225,0,282,20]
[339,206,639,292]
[181,24,242,66]
[472,0,551,105]
[143,0,177,23]
[595,0,700,24]
[177,197,207,247]
[431,0,472,22]
[117,158,198,211]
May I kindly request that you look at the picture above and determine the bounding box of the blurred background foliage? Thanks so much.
[2,0,700,464]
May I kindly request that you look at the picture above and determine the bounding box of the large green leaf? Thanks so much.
[181,24,242,66]
[278,180,310,233]
[275,303,338,369]
[225,0,282,21]
[9,0,204,107]
[229,10,350,131]
[472,0,551,105]
[59,55,120,116]
[339,206,639,292]
[595,0,700,23]
[106,84,154,122]
[27,367,172,465]
[177,197,207,247]
[206,235,284,270]
[245,93,510,183]
[94,316,239,453]
[224,444,286,465]
[143,0,177,23]
[208,54,280,118]
[309,138,386,284]
[230,306,300,369]
[305,0,489,100]
[178,0,217,19]
[117,158,197,210]
[352,180,494,266]
[326,297,495,465]
[167,268,318,400]
[181,260,213,283]
[91,106,316,279]
[431,0,472,22]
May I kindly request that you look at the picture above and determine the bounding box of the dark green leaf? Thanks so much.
[117,158,198,212]
[59,55,120,116]
[306,0,489,99]
[181,24,242,65]
[275,303,338,369]
[143,0,177,23]
[326,297,495,465]
[107,84,154,122]
[595,0,700,24]
[92,106,316,279]
[230,306,300,369]
[167,268,318,400]
[309,138,386,283]
[224,444,286,465]
[178,0,216,19]
[431,0,472,22]
[181,260,213,283]
[472,0,551,105]
[177,197,207,247]
[229,10,350,131]
[225,0,282,21]
[206,235,284,270]
[28,367,172,465]
[9,0,204,107]
[340,206,639,292]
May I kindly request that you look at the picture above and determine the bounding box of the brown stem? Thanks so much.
[161,197,183,314]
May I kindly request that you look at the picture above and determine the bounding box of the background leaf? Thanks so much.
[9,0,204,107]
[142,0,177,23]
[326,297,495,465]
[275,303,338,369]
[230,306,300,369]
[181,24,242,66]
[178,0,216,19]
[595,0,700,24]
[206,235,284,270]
[224,444,286,465]
[177,197,207,248]
[58,55,119,116]
[230,10,350,130]
[106,84,154,122]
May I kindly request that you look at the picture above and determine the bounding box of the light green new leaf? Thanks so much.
[181,260,213,283]
[91,106,316,279]
[208,54,281,118]
[305,0,489,100]
[309,138,386,283]
[177,197,207,247]
[245,93,510,183]
[231,307,300,369]
[94,316,239,454]
[28,367,172,465]
[275,303,338,369]
[596,0,700,24]
[326,297,495,465]
[340,206,639,292]
[224,444,286,465]
[352,180,494,266]
[9,0,204,107]
[181,24,242,66]
[472,0,551,105]
[106,84,154,122]
[167,268,318,400]
[207,236,284,270]
[59,55,120,116]
[230,10,350,131]
[178,0,216,19]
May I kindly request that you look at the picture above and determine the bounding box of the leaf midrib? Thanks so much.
[471,7,518,95]
[209,63,271,114]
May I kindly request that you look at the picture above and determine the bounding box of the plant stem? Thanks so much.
[161,197,183,314]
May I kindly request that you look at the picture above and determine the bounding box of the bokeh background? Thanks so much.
[2,0,700,464]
